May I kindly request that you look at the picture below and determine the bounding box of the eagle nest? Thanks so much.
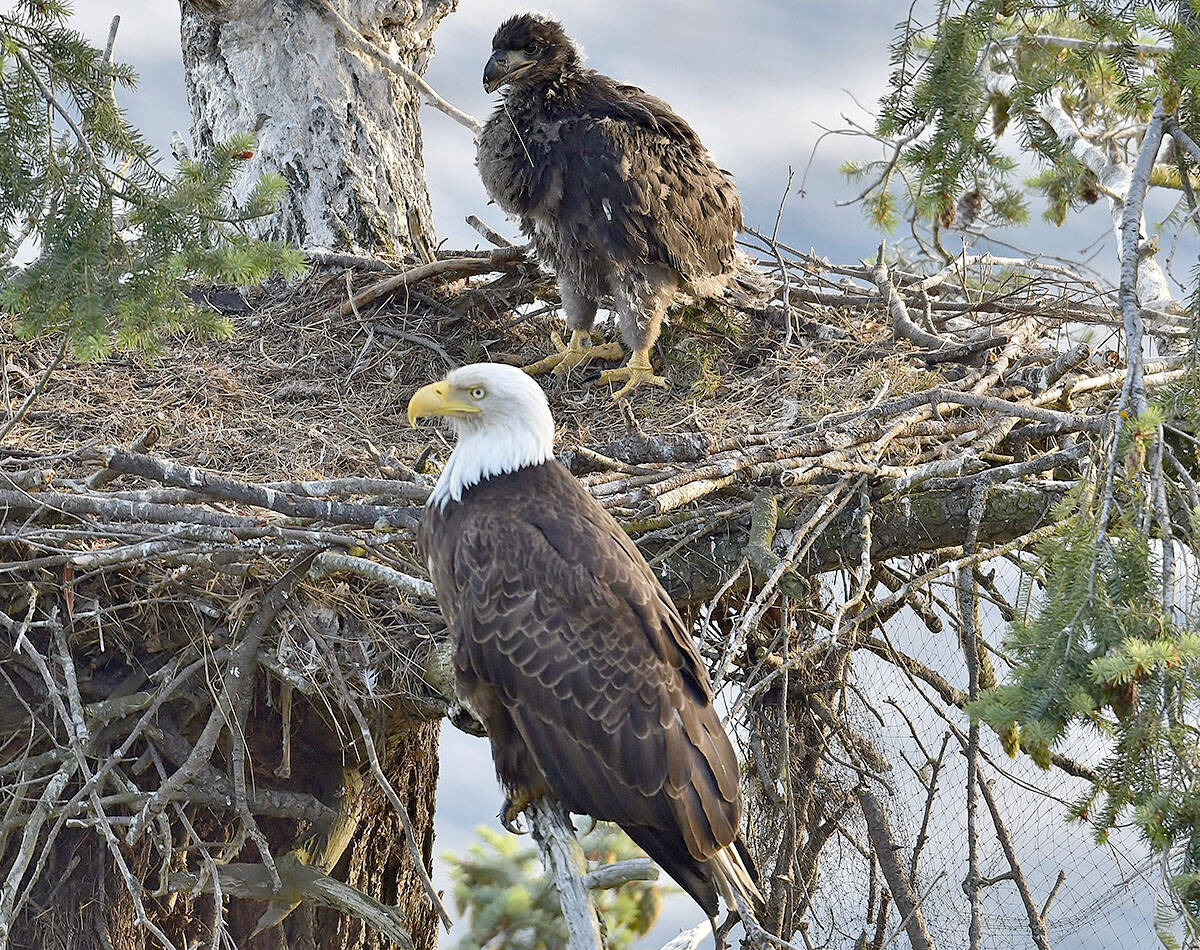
[0,234,1182,943]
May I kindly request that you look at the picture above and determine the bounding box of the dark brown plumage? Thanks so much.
[410,364,760,918]
[476,13,744,397]
[421,461,755,915]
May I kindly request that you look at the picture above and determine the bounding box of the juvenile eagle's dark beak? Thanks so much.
[483,50,534,93]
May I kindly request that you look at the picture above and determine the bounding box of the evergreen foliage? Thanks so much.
[858,1,1200,937]
[0,0,305,361]
[847,1,1198,235]
[444,823,667,950]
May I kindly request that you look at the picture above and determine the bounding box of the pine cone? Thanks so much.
[956,189,983,230]
[991,94,1011,137]
[937,195,956,229]
[1000,720,1020,758]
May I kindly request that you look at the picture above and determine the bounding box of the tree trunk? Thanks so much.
[178,0,458,256]
[173,5,451,948]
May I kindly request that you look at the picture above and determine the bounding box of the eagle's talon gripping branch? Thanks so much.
[523,329,623,378]
[598,349,670,400]
[500,791,535,835]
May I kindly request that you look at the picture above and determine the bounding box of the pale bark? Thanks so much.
[179,0,458,256]
[982,71,1175,313]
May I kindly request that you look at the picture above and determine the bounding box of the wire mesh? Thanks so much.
[780,561,1160,950]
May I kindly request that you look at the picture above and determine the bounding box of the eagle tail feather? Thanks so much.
[722,251,774,309]
[623,824,720,918]
[710,841,766,921]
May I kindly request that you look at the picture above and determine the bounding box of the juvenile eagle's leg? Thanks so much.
[523,282,622,377]
[599,271,674,399]
[598,348,669,399]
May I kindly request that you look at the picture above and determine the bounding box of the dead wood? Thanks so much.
[856,787,937,950]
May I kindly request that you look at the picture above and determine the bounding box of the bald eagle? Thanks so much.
[476,14,744,399]
[408,363,761,918]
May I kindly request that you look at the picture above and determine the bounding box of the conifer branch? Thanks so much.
[981,72,1175,313]
[991,34,1170,56]
[12,46,105,178]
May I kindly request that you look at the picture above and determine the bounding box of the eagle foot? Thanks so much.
[598,350,669,400]
[523,330,623,378]
[500,791,534,835]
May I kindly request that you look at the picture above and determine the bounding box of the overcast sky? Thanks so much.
[59,2,1170,946]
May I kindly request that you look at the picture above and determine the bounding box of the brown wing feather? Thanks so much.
[477,67,742,298]
[552,79,743,284]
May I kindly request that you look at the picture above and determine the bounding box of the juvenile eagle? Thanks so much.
[409,363,762,918]
[476,14,744,399]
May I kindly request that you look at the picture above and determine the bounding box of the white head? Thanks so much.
[407,363,555,508]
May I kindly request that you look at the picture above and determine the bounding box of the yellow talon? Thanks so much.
[501,789,535,834]
[523,330,623,377]
[598,349,669,400]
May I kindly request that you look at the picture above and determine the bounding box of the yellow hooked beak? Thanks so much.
[407,380,482,427]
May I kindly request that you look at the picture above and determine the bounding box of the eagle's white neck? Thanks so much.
[430,427,553,508]
[427,368,556,509]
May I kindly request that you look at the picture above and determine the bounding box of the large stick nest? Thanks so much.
[0,235,1186,944]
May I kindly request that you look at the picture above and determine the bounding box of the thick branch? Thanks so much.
[650,481,1065,604]
[169,857,415,949]
[581,858,658,890]
[856,788,937,950]
[528,800,604,950]
[872,243,958,350]
[95,448,418,529]
[981,71,1174,312]
[1118,100,1166,418]
[339,245,530,316]
[309,552,435,600]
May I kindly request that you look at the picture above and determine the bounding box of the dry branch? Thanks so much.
[856,788,937,950]
[872,242,958,351]
[528,800,605,950]
[338,245,529,316]
[974,774,1053,950]
[169,858,416,949]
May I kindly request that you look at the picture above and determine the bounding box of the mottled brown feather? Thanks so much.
[476,15,742,345]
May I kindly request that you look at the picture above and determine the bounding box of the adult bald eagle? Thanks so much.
[409,363,761,918]
[476,14,744,399]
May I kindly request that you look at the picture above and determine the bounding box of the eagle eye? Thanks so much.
[470,386,487,400]
[525,42,541,55]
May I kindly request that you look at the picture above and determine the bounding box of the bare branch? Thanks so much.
[528,800,605,950]
[169,858,416,949]
[857,788,937,950]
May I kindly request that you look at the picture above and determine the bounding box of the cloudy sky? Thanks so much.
[59,2,1171,946]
